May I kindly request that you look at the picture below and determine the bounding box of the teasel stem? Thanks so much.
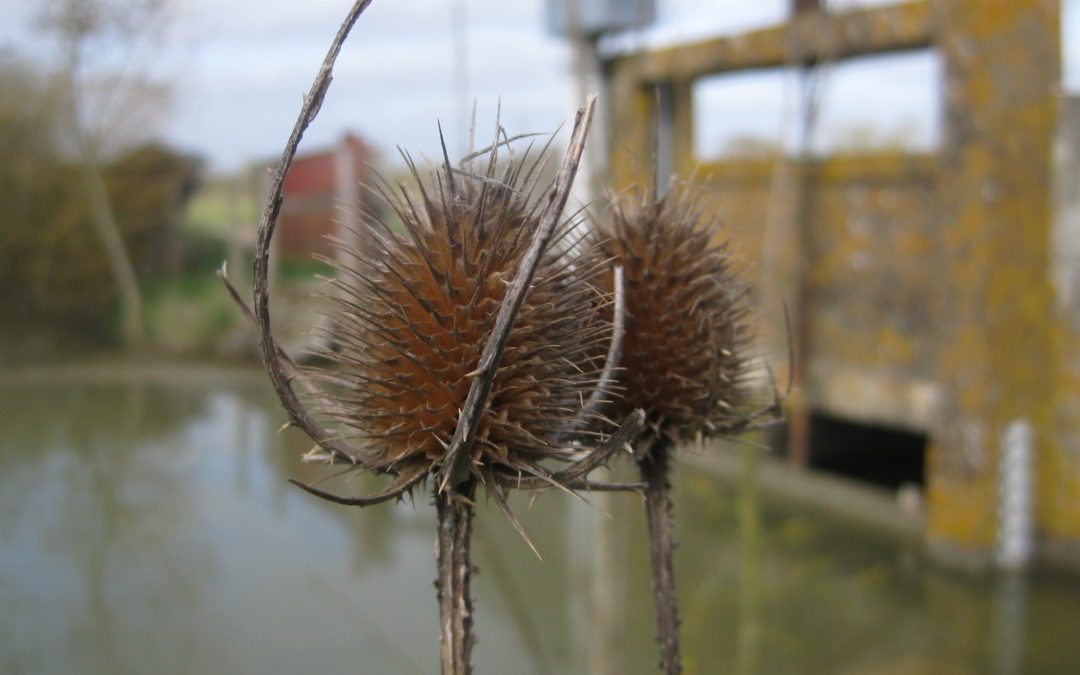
[639,437,682,675]
[435,481,477,675]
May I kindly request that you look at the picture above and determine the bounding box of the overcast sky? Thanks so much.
[2,0,1077,171]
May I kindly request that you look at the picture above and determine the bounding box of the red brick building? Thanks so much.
[275,133,370,262]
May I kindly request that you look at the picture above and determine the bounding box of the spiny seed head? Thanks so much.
[306,138,612,478]
[590,183,753,442]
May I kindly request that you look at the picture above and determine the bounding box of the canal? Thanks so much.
[1,368,1077,673]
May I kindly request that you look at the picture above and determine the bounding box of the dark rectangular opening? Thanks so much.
[806,412,926,490]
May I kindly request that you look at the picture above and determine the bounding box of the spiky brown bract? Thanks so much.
[591,182,752,444]
[306,141,613,487]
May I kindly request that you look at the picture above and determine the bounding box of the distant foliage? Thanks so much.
[0,57,199,332]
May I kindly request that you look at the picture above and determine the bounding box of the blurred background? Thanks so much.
[1,0,1079,673]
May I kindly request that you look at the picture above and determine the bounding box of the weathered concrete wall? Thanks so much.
[607,0,1076,566]
[929,0,1062,563]
[695,155,939,432]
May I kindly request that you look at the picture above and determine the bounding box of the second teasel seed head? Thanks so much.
[589,182,754,443]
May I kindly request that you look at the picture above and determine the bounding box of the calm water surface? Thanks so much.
[1,370,1078,674]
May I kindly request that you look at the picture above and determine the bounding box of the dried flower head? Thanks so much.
[588,181,769,675]
[304,133,618,488]
[590,182,754,443]
[228,14,628,669]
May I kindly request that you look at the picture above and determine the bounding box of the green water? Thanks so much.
[1,370,1078,674]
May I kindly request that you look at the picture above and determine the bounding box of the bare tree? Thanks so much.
[39,0,174,347]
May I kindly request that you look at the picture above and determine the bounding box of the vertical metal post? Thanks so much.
[654,82,675,193]
[652,77,694,195]
[574,35,608,205]
[784,4,825,469]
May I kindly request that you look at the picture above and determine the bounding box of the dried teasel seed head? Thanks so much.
[589,182,754,443]
[304,133,614,482]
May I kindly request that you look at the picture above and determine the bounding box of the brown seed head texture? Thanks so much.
[591,184,753,442]
[307,140,612,479]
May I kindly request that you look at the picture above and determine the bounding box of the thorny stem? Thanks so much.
[435,482,477,675]
[640,438,682,675]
